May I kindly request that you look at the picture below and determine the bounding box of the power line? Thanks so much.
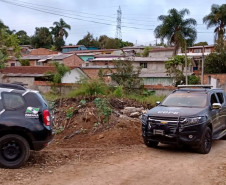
[4,0,159,25]
[0,0,157,31]
[0,0,214,34]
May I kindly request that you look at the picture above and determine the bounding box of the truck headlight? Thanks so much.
[141,113,148,124]
[184,116,205,125]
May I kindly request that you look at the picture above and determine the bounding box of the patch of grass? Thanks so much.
[67,79,110,97]
[126,94,165,106]
[42,93,61,102]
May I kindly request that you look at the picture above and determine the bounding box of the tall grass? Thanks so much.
[65,79,165,107]
[67,79,110,97]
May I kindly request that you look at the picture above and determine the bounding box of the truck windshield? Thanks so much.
[161,92,207,108]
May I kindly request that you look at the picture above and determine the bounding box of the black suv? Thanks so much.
[0,83,54,168]
[141,85,226,154]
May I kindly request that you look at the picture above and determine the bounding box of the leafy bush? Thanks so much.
[94,98,112,124]
[188,75,200,84]
[19,59,29,66]
[67,79,110,97]
[113,86,124,98]
[66,107,76,119]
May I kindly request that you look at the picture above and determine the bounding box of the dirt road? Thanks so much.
[1,140,225,185]
[0,99,225,185]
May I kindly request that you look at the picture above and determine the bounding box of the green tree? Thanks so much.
[51,18,71,39]
[203,4,226,42]
[16,30,31,45]
[204,52,226,74]
[0,29,21,67]
[193,41,208,46]
[0,51,7,69]
[165,55,191,86]
[154,8,197,55]
[77,32,99,48]
[142,46,152,57]
[47,62,71,94]
[51,18,71,50]
[110,58,142,91]
[31,27,53,49]
[19,59,30,66]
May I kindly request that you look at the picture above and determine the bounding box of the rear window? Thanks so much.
[2,92,25,110]
[161,92,207,108]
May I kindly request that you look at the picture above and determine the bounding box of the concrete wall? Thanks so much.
[0,75,35,89]
[149,50,173,58]
[143,77,173,86]
[204,74,226,91]
[133,61,166,73]
[62,69,88,83]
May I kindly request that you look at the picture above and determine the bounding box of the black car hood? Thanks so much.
[147,106,207,117]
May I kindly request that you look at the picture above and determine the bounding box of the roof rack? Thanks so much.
[0,83,27,90]
[177,85,213,89]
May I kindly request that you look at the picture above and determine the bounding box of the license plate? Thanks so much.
[153,129,164,135]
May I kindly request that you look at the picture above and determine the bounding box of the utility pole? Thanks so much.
[115,6,122,40]
[185,44,188,85]
[201,46,205,84]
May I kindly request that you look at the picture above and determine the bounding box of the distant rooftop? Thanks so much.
[61,45,85,48]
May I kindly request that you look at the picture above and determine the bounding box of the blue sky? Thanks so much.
[0,0,225,46]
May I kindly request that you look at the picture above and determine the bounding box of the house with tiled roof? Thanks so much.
[62,45,87,53]
[0,66,88,92]
[20,48,84,67]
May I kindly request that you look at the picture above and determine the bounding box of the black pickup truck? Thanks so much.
[141,85,226,154]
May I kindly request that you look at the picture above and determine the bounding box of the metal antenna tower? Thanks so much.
[116,6,122,39]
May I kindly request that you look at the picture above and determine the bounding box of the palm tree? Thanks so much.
[154,8,197,55]
[203,4,226,42]
[51,18,71,39]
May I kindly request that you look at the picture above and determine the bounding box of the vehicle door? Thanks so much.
[215,92,226,130]
[209,93,222,134]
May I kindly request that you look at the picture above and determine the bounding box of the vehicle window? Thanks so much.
[210,94,218,105]
[2,92,25,110]
[216,93,224,104]
[161,92,207,107]
[0,100,3,111]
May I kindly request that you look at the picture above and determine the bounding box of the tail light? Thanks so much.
[43,110,51,126]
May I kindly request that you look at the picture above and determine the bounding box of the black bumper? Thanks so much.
[32,132,54,151]
[142,122,205,146]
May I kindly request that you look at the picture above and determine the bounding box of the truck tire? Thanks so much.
[0,134,30,169]
[143,137,159,148]
[197,127,212,154]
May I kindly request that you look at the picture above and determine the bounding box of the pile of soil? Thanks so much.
[51,97,144,149]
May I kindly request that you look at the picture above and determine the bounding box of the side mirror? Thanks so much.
[156,101,161,106]
[212,103,222,109]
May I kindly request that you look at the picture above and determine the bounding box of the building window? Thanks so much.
[140,62,147,68]
[36,61,42,66]
[10,63,15,67]
[208,76,211,84]
[194,49,202,53]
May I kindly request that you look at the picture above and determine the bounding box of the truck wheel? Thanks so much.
[143,137,159,148]
[0,134,30,169]
[197,127,212,154]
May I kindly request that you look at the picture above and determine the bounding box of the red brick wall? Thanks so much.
[82,68,116,79]
[204,74,226,85]
[29,60,35,66]
[90,61,114,66]
[30,48,58,55]
[63,55,83,67]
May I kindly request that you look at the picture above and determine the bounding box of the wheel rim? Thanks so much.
[204,131,211,152]
[1,141,21,161]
